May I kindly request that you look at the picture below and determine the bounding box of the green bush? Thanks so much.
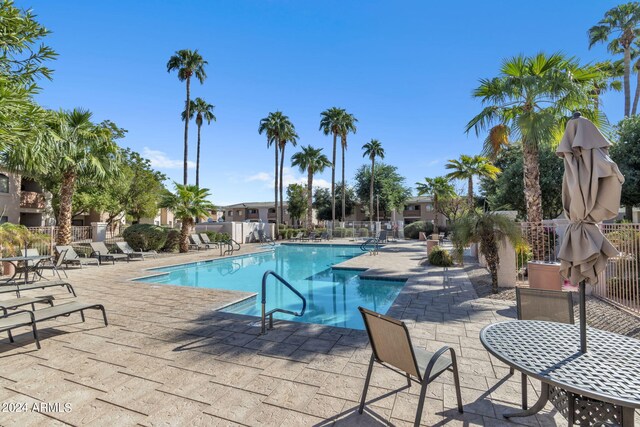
[203,230,231,242]
[403,221,434,239]
[332,227,354,238]
[123,224,168,251]
[162,228,180,252]
[429,246,453,267]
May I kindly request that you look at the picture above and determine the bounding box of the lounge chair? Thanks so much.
[289,232,303,242]
[377,230,388,243]
[115,242,158,260]
[513,288,574,410]
[37,249,68,280]
[189,234,214,250]
[358,307,463,426]
[0,295,54,314]
[313,233,322,242]
[320,232,330,241]
[256,230,274,244]
[199,233,220,248]
[55,246,100,268]
[90,242,129,265]
[0,301,108,350]
[0,280,76,297]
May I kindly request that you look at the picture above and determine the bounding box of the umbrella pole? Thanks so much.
[579,281,587,353]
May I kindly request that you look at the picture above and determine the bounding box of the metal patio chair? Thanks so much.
[358,307,463,426]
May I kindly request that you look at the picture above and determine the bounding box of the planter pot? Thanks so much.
[527,261,563,291]
[426,239,439,255]
[3,262,15,277]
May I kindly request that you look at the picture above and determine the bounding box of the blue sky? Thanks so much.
[23,0,624,206]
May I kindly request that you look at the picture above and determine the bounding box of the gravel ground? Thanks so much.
[464,261,640,339]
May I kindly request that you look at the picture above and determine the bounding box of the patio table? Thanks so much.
[480,320,640,426]
[0,255,51,285]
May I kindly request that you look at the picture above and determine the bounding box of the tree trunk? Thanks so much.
[56,171,76,246]
[369,158,375,229]
[625,204,633,221]
[183,77,191,185]
[624,46,631,117]
[274,143,279,234]
[467,176,474,208]
[196,122,202,188]
[331,133,337,224]
[483,237,500,293]
[279,142,286,226]
[179,217,193,253]
[522,141,545,260]
[632,60,640,116]
[433,194,439,235]
[307,170,313,231]
[341,138,346,222]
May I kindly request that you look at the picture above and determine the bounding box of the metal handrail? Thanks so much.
[261,270,306,334]
[222,238,241,256]
[360,238,379,252]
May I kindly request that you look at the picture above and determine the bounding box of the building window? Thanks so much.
[248,209,258,214]
[424,204,433,212]
[0,174,8,193]
[236,210,243,216]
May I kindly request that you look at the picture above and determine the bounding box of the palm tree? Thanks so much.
[466,53,600,259]
[291,146,331,230]
[45,109,120,245]
[415,176,455,235]
[278,117,297,225]
[452,211,521,293]
[167,49,208,185]
[259,112,287,229]
[339,111,357,221]
[588,3,640,117]
[159,183,214,253]
[362,139,385,229]
[320,107,345,225]
[590,60,624,111]
[182,98,216,188]
[445,155,500,208]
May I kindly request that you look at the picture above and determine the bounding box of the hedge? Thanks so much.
[123,224,168,251]
[403,221,434,239]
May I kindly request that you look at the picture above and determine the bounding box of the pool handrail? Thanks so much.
[261,270,307,335]
[360,237,380,252]
[222,238,242,256]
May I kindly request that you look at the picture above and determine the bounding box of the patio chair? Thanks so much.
[300,233,310,242]
[0,301,108,350]
[55,245,100,268]
[0,280,76,297]
[189,234,213,250]
[358,307,463,426]
[513,287,574,410]
[289,232,303,242]
[199,233,220,248]
[0,295,54,314]
[90,242,129,265]
[37,249,68,279]
[320,231,330,241]
[115,242,158,260]
[377,230,388,243]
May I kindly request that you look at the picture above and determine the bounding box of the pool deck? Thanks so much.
[0,240,572,426]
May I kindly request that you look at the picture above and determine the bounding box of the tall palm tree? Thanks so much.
[278,117,297,225]
[291,146,331,231]
[182,97,216,188]
[445,155,500,208]
[415,176,455,235]
[339,111,357,221]
[45,109,120,245]
[453,211,521,293]
[590,60,624,111]
[159,183,214,253]
[362,139,385,229]
[588,3,640,116]
[167,49,208,185]
[466,53,600,259]
[320,107,345,225]
[258,112,286,229]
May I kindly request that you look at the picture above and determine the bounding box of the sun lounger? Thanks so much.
[115,242,158,260]
[190,234,214,250]
[37,249,68,279]
[199,233,220,248]
[313,233,322,242]
[90,242,129,265]
[0,280,76,297]
[55,246,100,268]
[0,301,108,350]
[0,296,54,314]
[320,232,330,241]
[289,232,303,242]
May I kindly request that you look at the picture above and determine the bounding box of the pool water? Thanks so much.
[134,244,405,329]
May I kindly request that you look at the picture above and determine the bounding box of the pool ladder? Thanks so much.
[260,270,306,335]
[360,237,380,254]
[222,239,241,256]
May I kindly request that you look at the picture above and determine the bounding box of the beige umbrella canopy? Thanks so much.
[556,114,625,353]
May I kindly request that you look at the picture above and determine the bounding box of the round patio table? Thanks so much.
[0,255,51,286]
[480,320,640,426]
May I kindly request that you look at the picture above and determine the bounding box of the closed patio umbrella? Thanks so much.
[556,113,624,353]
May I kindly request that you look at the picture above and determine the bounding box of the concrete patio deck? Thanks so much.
[0,241,576,426]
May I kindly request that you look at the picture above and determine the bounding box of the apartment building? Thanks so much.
[0,169,49,226]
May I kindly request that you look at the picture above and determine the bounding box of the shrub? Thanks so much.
[162,228,181,252]
[403,221,434,239]
[123,224,168,251]
[429,246,453,267]
[203,231,231,242]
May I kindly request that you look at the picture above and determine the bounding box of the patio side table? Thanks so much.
[480,320,640,426]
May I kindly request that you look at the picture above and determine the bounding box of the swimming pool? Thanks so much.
[134,244,405,329]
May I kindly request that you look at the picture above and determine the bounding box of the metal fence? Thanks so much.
[26,226,92,255]
[325,220,405,240]
[516,221,640,316]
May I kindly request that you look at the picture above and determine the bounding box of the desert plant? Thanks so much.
[123,224,168,252]
[403,221,434,240]
[429,246,454,267]
[162,228,181,252]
